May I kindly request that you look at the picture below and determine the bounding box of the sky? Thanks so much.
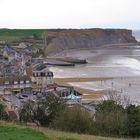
[0,0,140,29]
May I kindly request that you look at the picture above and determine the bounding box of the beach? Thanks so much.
[50,48,140,104]
[54,77,110,101]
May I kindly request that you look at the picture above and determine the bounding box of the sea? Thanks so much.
[133,30,140,41]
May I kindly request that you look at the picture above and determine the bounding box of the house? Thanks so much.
[2,46,16,62]
[56,85,82,101]
[0,75,32,93]
[0,41,6,45]
[32,70,54,87]
[18,43,28,49]
[1,64,23,76]
[25,66,56,92]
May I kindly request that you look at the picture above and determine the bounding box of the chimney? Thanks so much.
[26,66,33,76]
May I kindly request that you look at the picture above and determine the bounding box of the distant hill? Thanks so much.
[44,29,137,55]
[0,28,138,55]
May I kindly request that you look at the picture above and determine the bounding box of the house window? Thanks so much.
[20,81,24,84]
[26,80,30,84]
[33,72,37,77]
[14,81,18,84]
[48,72,53,77]
[41,72,45,77]
[35,72,37,77]
[38,72,40,76]
[5,81,9,85]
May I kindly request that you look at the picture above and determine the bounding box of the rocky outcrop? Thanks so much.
[44,29,137,55]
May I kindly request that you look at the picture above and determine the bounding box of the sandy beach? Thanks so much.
[54,77,111,101]
[54,77,111,85]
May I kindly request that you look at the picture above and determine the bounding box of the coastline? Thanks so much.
[54,77,111,101]
[54,77,111,85]
[51,47,140,105]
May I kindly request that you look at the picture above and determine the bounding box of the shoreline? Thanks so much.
[54,77,111,101]
[54,77,111,85]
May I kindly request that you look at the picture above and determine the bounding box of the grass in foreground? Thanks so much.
[37,127,133,140]
[0,122,134,140]
[0,122,47,140]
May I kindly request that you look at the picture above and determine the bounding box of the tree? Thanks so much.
[0,102,9,120]
[19,94,66,126]
[52,106,94,134]
[96,100,124,112]
[35,94,66,126]
[126,104,140,137]
[19,100,35,123]
[94,100,127,136]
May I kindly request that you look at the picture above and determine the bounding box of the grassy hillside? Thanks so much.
[0,29,47,45]
[0,122,133,140]
[0,29,46,37]
[0,122,47,140]
[40,128,133,140]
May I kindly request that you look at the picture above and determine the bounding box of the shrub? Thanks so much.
[126,105,140,137]
[52,106,94,134]
[0,102,9,120]
[94,100,128,136]
[19,100,35,122]
[19,94,66,126]
[35,94,66,126]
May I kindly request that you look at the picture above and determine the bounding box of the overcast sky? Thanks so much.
[0,0,139,29]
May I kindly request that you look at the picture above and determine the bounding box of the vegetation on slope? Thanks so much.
[1,94,139,139]
[18,94,140,138]
[0,29,46,38]
[0,122,132,140]
[0,122,47,140]
[42,128,132,140]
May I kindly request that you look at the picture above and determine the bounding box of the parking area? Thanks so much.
[2,93,37,109]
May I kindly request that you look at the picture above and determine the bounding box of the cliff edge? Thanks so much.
[44,29,137,55]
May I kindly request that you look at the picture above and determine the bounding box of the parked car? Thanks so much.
[30,99,36,103]
[20,100,26,103]
[36,92,43,98]
[22,94,28,97]
[16,94,24,99]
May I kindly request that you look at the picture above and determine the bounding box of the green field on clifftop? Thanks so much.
[0,29,47,44]
[0,29,46,37]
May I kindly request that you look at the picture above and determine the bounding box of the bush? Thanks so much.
[35,94,66,126]
[0,102,9,120]
[52,106,94,134]
[19,100,35,122]
[19,94,140,138]
[126,105,140,137]
[93,100,128,136]
[19,94,66,126]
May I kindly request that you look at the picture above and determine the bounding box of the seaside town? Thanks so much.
[0,0,140,139]
[0,32,139,121]
[0,41,90,120]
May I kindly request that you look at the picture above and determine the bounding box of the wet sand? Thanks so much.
[74,87,107,100]
[54,77,111,85]
[54,77,110,101]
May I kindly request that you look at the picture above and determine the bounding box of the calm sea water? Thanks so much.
[133,30,140,41]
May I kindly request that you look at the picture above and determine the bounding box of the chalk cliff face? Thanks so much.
[44,29,137,55]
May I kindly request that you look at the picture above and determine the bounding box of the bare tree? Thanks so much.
[101,90,131,107]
